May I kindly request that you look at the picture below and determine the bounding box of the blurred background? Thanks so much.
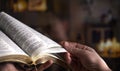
[0,0,120,71]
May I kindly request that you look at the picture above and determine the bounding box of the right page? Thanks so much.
[0,12,67,64]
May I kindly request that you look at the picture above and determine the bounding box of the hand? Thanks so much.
[33,60,53,71]
[0,60,53,71]
[0,63,19,71]
[61,41,111,71]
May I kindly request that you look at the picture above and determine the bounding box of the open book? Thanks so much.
[0,12,69,70]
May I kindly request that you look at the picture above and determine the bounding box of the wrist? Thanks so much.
[98,65,111,71]
[97,59,111,71]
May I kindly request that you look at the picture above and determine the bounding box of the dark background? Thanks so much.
[0,0,120,71]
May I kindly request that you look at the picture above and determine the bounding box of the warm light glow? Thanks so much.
[13,0,27,12]
[17,0,27,12]
[13,4,18,12]
[98,40,105,52]
[105,39,112,48]
[97,37,120,58]
[28,0,47,11]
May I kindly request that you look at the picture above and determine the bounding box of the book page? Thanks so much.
[0,30,28,57]
[28,27,67,56]
[0,12,66,60]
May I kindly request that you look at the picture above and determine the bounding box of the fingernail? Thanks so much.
[48,60,53,64]
[64,42,69,47]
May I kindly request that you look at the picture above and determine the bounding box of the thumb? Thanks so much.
[37,60,53,71]
[61,41,85,57]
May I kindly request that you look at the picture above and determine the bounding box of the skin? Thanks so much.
[0,41,111,71]
[61,41,111,71]
[0,60,53,71]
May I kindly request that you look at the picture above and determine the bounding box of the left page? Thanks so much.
[0,12,70,70]
[0,30,32,65]
[0,12,67,63]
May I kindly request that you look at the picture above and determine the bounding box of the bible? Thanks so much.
[0,12,69,70]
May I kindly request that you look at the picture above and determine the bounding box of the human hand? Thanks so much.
[61,41,111,71]
[33,60,53,71]
[0,63,18,71]
[0,60,53,71]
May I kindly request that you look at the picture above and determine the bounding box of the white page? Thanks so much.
[0,12,66,58]
[28,27,67,55]
[0,31,28,57]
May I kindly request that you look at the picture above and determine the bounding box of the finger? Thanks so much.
[75,43,95,52]
[62,42,87,57]
[60,41,82,49]
[65,52,71,64]
[37,60,53,71]
[0,63,19,71]
[61,41,94,52]
[66,46,82,56]
[61,41,79,52]
[60,41,77,48]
